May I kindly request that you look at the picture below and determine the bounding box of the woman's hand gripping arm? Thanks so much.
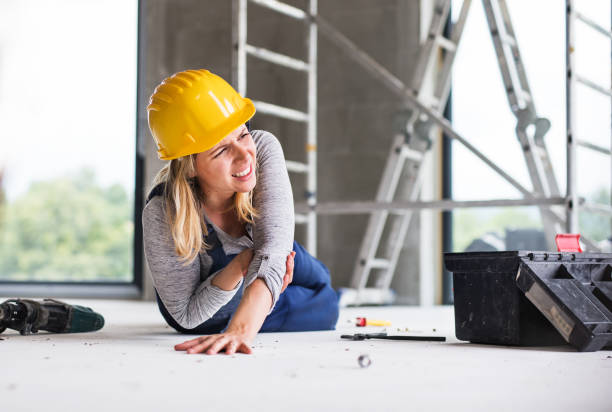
[209,249,253,291]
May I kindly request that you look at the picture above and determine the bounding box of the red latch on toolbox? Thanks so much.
[555,234,582,252]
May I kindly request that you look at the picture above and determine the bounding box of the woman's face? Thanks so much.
[195,125,256,198]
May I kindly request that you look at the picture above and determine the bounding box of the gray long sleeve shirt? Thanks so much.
[142,130,295,329]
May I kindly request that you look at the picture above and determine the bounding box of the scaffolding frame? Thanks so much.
[232,0,611,305]
[566,1,612,233]
[306,4,574,220]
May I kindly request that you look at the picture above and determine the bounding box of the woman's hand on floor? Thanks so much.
[281,251,296,293]
[176,252,294,355]
[174,331,253,355]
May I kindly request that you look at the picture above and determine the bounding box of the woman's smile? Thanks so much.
[232,163,254,181]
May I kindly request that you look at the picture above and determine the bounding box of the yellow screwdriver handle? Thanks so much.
[366,319,392,327]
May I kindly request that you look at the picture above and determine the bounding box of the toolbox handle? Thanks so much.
[555,234,583,253]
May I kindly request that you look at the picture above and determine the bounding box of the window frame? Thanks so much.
[0,0,144,299]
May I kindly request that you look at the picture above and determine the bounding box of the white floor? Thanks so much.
[1,299,611,412]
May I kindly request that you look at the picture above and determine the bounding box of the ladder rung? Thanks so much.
[520,90,532,102]
[511,88,531,105]
[338,287,395,307]
[420,93,441,109]
[488,21,517,47]
[400,146,424,162]
[575,11,612,40]
[435,35,457,52]
[501,33,517,47]
[249,0,307,20]
[286,160,309,173]
[253,100,309,122]
[532,145,548,157]
[295,213,309,224]
[576,139,611,155]
[576,75,612,98]
[245,44,310,72]
[368,258,390,269]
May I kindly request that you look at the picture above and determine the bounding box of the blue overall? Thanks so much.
[154,220,339,334]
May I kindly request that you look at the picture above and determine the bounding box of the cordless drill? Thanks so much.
[0,298,104,335]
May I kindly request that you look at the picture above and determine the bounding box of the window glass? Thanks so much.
[451,0,611,251]
[0,0,138,281]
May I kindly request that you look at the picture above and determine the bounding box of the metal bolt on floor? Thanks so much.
[358,354,372,368]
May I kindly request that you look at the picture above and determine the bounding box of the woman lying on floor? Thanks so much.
[142,69,339,355]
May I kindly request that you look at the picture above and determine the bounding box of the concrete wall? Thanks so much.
[139,0,434,304]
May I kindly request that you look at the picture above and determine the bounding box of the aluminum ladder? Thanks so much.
[482,0,564,243]
[344,0,563,306]
[343,0,472,306]
[232,0,319,254]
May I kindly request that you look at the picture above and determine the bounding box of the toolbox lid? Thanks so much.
[514,251,612,352]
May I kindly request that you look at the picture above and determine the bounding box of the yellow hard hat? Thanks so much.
[147,69,256,160]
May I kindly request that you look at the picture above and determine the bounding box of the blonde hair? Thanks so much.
[150,154,257,265]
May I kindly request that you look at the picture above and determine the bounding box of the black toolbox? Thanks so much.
[444,251,612,352]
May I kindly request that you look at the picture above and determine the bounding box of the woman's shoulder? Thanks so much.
[251,129,281,148]
[251,130,284,160]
